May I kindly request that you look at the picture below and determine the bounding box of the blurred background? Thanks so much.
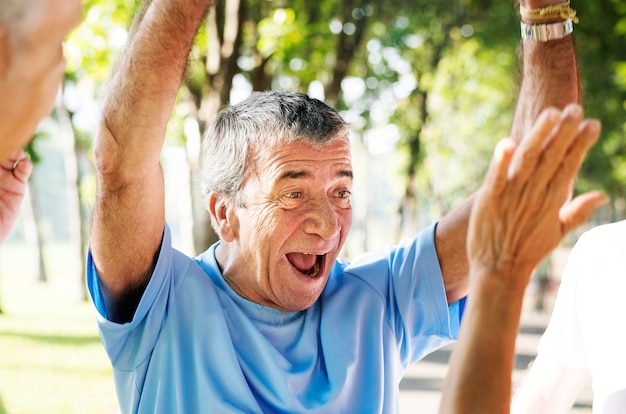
[1,0,625,412]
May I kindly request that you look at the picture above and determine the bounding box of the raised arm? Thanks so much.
[439,105,606,413]
[435,0,581,304]
[510,0,581,140]
[91,0,213,323]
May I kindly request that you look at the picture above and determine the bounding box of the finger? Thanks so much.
[483,138,516,198]
[469,138,516,247]
[546,119,601,208]
[1,148,27,170]
[507,107,561,181]
[560,119,601,179]
[525,105,586,193]
[11,158,33,183]
[9,148,26,160]
[559,191,609,235]
[505,106,586,227]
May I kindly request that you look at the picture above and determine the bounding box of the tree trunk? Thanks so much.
[397,23,455,236]
[185,0,246,254]
[67,111,93,301]
[326,0,370,107]
[23,181,47,283]
[58,104,88,300]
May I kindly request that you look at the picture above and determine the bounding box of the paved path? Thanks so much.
[398,309,594,413]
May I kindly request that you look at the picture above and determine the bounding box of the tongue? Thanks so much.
[286,253,318,272]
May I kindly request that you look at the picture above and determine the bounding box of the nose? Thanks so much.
[304,197,340,240]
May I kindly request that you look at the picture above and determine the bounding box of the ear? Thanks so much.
[208,192,238,242]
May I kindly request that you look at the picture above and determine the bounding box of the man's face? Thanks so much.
[0,0,82,157]
[222,137,353,312]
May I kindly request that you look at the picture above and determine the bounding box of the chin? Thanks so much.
[279,289,324,312]
[295,284,328,311]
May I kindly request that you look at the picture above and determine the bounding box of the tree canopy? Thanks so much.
[57,0,626,254]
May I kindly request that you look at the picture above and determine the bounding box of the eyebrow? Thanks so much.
[278,169,353,181]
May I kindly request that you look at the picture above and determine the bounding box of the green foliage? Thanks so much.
[60,0,626,226]
[572,0,626,217]
[420,39,518,213]
[257,9,301,58]
[66,0,139,82]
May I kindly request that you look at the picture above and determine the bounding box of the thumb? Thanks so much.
[559,191,608,235]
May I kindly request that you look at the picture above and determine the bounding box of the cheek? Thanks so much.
[336,209,353,245]
[257,205,280,230]
[338,208,353,230]
[243,204,283,243]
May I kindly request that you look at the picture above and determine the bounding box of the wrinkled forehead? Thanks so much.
[245,134,352,180]
[239,135,352,199]
[252,133,351,161]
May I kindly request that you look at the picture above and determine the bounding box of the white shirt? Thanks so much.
[537,220,626,413]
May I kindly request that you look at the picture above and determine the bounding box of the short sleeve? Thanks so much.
[86,224,185,369]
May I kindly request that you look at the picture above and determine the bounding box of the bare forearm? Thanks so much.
[511,1,580,142]
[435,195,474,304]
[440,275,526,413]
[98,0,213,173]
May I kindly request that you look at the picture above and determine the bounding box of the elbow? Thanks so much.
[93,116,124,179]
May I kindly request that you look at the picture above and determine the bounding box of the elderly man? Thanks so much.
[89,0,584,412]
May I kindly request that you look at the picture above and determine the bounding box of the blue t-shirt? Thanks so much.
[88,223,464,413]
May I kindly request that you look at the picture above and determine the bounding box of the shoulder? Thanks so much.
[574,220,626,256]
[581,220,626,240]
[325,224,442,300]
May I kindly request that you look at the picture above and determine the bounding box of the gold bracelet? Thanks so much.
[519,1,579,24]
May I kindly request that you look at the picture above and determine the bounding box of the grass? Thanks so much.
[0,243,119,414]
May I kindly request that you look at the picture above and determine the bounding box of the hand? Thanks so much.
[468,104,607,288]
[0,149,33,243]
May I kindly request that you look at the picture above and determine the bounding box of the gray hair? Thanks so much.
[200,91,351,208]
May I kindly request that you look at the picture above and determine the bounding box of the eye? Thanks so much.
[337,190,351,199]
[279,191,305,209]
[332,190,352,208]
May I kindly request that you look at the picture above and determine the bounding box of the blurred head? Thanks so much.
[202,91,354,312]
[0,0,82,160]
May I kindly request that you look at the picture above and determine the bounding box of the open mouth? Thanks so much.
[286,252,323,277]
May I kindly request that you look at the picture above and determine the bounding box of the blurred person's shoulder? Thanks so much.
[579,219,626,245]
